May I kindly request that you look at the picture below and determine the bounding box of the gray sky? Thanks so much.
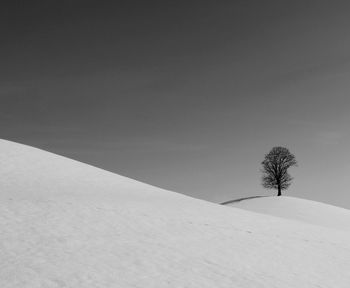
[2,1,350,208]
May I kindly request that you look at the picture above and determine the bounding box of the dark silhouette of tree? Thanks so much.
[261,146,297,196]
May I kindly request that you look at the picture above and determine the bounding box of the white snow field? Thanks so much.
[0,140,349,288]
[222,196,350,232]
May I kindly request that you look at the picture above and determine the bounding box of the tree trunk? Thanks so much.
[277,185,282,196]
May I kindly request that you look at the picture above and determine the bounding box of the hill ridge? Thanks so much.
[223,195,350,231]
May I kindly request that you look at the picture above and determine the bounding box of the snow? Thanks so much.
[0,139,350,287]
[223,196,350,232]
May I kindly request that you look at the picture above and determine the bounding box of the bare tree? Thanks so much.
[261,147,297,196]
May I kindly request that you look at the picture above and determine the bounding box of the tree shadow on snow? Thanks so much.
[220,195,269,205]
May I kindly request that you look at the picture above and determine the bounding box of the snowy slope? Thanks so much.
[0,139,350,288]
[222,196,350,232]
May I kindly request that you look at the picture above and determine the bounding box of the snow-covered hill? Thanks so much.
[0,139,349,287]
[222,196,350,232]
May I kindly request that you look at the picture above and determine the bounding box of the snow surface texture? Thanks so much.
[223,196,350,232]
[0,139,349,287]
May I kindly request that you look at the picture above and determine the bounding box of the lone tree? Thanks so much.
[261,146,297,196]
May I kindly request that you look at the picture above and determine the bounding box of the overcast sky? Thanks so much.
[2,1,350,208]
